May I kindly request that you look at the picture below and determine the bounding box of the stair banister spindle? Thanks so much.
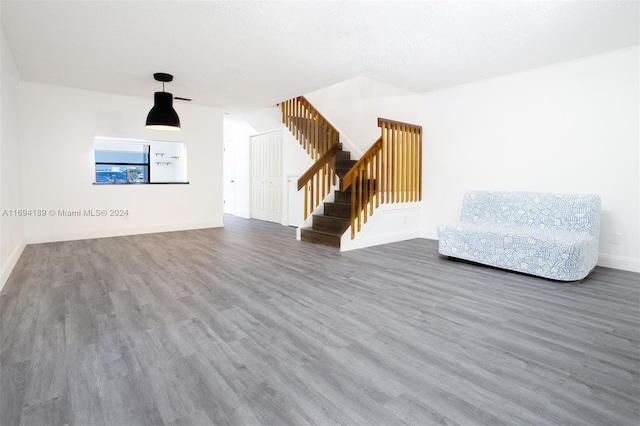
[369,157,375,215]
[376,147,381,208]
[386,125,391,203]
[410,128,415,201]
[413,128,417,201]
[402,125,407,202]
[414,129,419,201]
[308,108,313,156]
[409,127,414,201]
[304,183,308,219]
[295,99,299,142]
[350,180,356,239]
[405,125,409,202]
[392,124,396,203]
[357,165,363,231]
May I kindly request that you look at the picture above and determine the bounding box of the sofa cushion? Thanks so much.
[438,222,599,281]
[460,191,601,237]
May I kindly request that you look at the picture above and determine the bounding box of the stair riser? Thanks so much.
[301,229,341,248]
[312,215,350,234]
[331,191,374,213]
[324,203,351,218]
[336,151,351,161]
[336,161,357,171]
[334,191,351,204]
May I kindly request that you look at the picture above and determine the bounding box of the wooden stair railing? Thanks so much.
[341,118,422,239]
[340,138,383,239]
[282,95,422,244]
[297,144,339,220]
[282,96,340,160]
[282,96,342,221]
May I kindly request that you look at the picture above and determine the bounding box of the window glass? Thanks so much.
[95,165,149,183]
[94,140,150,184]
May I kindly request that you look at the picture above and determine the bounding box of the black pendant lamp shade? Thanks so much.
[146,73,181,131]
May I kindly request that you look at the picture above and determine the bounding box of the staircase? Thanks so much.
[300,145,355,247]
[282,96,422,250]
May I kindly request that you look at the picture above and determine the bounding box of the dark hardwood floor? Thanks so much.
[1,215,639,425]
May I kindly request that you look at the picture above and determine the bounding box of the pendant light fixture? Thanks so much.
[145,73,181,131]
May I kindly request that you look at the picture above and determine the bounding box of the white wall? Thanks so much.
[0,31,25,290]
[421,46,639,272]
[305,77,425,156]
[20,82,224,243]
[239,105,282,134]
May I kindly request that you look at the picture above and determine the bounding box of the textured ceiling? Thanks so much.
[1,1,638,112]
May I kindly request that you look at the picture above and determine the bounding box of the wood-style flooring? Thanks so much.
[1,215,639,425]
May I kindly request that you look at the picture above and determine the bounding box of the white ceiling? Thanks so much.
[2,1,638,112]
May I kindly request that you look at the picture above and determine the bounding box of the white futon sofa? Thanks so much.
[437,191,601,281]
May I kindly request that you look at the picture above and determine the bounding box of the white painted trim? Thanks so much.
[283,174,301,227]
[25,221,223,245]
[344,229,422,251]
[597,254,640,273]
[0,238,27,292]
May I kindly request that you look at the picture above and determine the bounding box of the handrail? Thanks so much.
[298,144,339,190]
[341,117,422,239]
[377,117,422,131]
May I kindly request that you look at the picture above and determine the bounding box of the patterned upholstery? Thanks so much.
[437,191,601,281]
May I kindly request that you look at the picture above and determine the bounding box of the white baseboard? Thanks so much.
[421,230,438,240]
[343,229,421,251]
[0,238,26,292]
[597,254,640,273]
[233,211,252,219]
[25,221,224,245]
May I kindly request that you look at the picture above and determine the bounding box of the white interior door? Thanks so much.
[223,141,236,214]
[251,130,282,223]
